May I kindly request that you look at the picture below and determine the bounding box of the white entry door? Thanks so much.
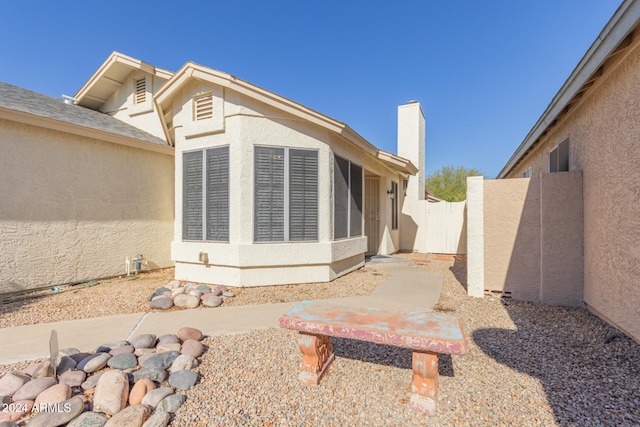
[365,177,380,255]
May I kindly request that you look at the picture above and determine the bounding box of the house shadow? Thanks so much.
[332,338,455,377]
[473,300,640,426]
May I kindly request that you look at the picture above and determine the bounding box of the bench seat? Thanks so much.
[279,300,468,415]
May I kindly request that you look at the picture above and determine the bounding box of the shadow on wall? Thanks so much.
[450,255,467,293]
[473,299,640,426]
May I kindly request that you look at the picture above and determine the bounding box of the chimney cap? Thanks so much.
[406,100,418,104]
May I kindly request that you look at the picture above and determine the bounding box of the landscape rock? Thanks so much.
[156,393,186,413]
[67,411,109,427]
[81,372,104,391]
[168,370,198,390]
[173,294,199,308]
[109,345,135,356]
[202,295,222,307]
[136,353,156,365]
[148,287,170,301]
[141,351,179,370]
[166,280,181,289]
[57,356,77,374]
[35,383,71,406]
[13,377,56,401]
[0,395,9,406]
[156,343,181,353]
[0,421,19,427]
[177,327,203,342]
[180,340,204,358]
[0,372,31,397]
[149,297,173,310]
[128,379,155,405]
[188,290,203,298]
[23,396,83,427]
[222,291,235,297]
[92,370,129,416]
[24,360,53,378]
[210,287,222,296]
[131,367,168,383]
[0,400,33,423]
[69,352,92,363]
[157,334,180,345]
[141,387,173,408]
[196,284,211,292]
[96,341,129,353]
[142,411,171,427]
[58,370,86,388]
[170,354,197,373]
[217,285,228,292]
[81,353,111,373]
[104,404,152,427]
[133,348,156,357]
[58,348,81,357]
[107,353,138,370]
[130,334,157,350]
[170,288,184,298]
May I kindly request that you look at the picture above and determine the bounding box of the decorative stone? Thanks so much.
[0,400,33,423]
[136,353,155,365]
[166,280,181,289]
[217,285,228,292]
[141,351,179,370]
[128,378,155,405]
[24,360,53,378]
[58,370,86,387]
[157,334,180,345]
[69,352,92,363]
[202,296,222,307]
[59,348,81,357]
[80,353,111,373]
[188,289,203,298]
[57,356,77,374]
[170,354,197,373]
[26,396,84,427]
[0,395,9,406]
[130,334,157,350]
[196,284,211,292]
[93,370,129,416]
[222,291,235,297]
[96,341,129,353]
[150,297,174,310]
[156,343,181,353]
[177,327,203,342]
[131,367,168,383]
[81,372,104,391]
[104,404,152,427]
[67,411,109,427]
[134,348,156,357]
[148,287,170,301]
[170,288,185,298]
[210,287,223,296]
[141,387,174,408]
[180,339,204,358]
[0,372,31,397]
[109,344,135,356]
[35,383,71,406]
[156,393,187,413]
[13,377,57,401]
[173,294,200,308]
[142,411,171,427]
[108,353,138,370]
[168,370,198,391]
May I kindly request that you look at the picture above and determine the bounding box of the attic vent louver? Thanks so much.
[134,78,146,104]
[194,93,213,121]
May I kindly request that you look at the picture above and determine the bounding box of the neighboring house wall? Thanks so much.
[170,80,405,286]
[467,172,584,307]
[0,118,174,293]
[504,40,640,340]
[100,71,169,139]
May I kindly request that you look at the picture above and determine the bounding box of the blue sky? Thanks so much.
[0,1,622,178]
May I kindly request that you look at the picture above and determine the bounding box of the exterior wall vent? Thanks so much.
[134,78,146,104]
[193,93,213,121]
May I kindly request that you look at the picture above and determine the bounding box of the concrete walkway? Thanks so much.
[0,259,442,364]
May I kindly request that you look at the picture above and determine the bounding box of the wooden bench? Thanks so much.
[279,300,468,415]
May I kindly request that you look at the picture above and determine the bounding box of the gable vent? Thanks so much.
[194,93,213,121]
[134,78,146,104]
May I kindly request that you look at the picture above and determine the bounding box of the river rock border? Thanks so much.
[148,281,235,310]
[0,327,206,426]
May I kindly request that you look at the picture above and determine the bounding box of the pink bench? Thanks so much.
[279,300,468,415]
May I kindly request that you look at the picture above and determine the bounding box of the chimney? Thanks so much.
[397,101,426,252]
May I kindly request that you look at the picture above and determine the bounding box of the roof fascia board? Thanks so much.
[498,0,640,178]
[0,106,174,156]
[377,150,418,175]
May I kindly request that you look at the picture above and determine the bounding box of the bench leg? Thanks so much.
[297,332,334,386]
[410,351,439,415]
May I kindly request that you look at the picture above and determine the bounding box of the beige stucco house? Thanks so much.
[1,52,425,292]
[467,0,640,342]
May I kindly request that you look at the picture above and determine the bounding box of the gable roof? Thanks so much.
[154,62,417,176]
[498,0,640,178]
[74,51,173,110]
[0,82,172,155]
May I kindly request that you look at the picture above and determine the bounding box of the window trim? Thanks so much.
[253,145,319,243]
[333,154,363,240]
[182,145,230,243]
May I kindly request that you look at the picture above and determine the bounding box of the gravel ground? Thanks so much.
[0,267,386,328]
[1,254,639,426]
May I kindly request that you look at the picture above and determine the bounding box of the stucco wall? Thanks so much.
[170,81,403,286]
[0,119,174,293]
[504,41,640,339]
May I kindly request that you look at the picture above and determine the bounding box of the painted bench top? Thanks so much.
[279,300,468,355]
